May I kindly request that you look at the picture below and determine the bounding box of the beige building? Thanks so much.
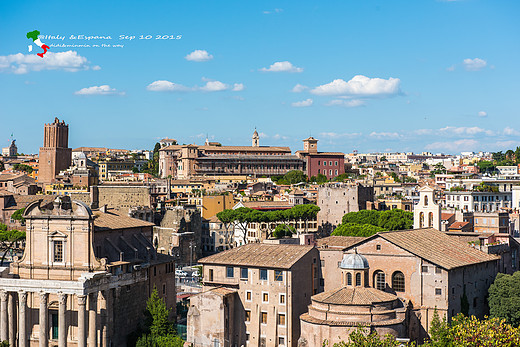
[299,252,407,346]
[317,183,373,235]
[0,195,175,346]
[335,228,499,341]
[413,186,441,230]
[188,243,320,347]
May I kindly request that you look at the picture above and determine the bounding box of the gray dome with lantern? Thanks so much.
[340,250,369,270]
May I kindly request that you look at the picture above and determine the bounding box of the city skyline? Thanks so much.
[1,0,519,154]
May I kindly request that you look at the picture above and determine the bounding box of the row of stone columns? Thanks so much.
[0,290,101,347]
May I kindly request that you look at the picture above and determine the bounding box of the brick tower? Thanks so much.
[38,117,72,184]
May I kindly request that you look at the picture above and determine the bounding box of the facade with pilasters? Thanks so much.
[0,195,175,346]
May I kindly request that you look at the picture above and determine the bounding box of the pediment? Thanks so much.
[48,231,68,238]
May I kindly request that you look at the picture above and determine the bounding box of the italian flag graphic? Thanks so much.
[26,30,49,58]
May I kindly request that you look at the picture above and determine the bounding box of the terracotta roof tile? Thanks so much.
[317,236,367,250]
[199,243,315,269]
[374,228,500,270]
[311,287,397,305]
[93,210,155,231]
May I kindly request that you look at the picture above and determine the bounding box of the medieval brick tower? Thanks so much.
[38,117,72,184]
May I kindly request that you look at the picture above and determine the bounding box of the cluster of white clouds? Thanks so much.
[311,75,401,96]
[447,57,489,72]
[325,99,365,108]
[263,8,283,14]
[0,51,97,74]
[291,99,313,107]
[146,79,244,92]
[185,50,213,62]
[260,61,303,73]
[75,85,124,95]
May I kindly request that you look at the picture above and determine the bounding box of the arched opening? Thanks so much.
[373,271,385,291]
[355,273,361,286]
[428,212,434,227]
[392,271,405,292]
[347,272,352,286]
[419,212,424,228]
[424,195,429,206]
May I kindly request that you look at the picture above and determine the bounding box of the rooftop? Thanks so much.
[93,209,155,231]
[312,287,397,306]
[199,243,315,269]
[317,236,367,250]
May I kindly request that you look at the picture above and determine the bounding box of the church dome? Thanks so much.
[340,252,369,270]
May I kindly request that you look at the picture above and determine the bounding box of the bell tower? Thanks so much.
[252,128,259,147]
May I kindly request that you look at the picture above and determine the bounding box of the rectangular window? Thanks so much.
[279,294,285,304]
[435,288,442,295]
[279,337,286,345]
[245,310,251,322]
[274,270,283,281]
[53,241,63,263]
[209,269,214,281]
[329,161,332,166]
[260,269,268,281]
[278,313,286,326]
[261,312,267,324]
[246,333,250,341]
[226,266,234,278]
[246,291,252,301]
[435,267,442,274]
[51,312,59,340]
[421,265,428,273]
[262,292,269,303]
[241,267,248,279]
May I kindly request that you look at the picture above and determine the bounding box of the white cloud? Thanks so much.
[478,111,487,117]
[439,126,494,136]
[92,65,101,71]
[291,99,313,107]
[232,83,244,91]
[75,85,124,95]
[446,65,455,72]
[463,58,487,71]
[311,75,401,97]
[185,50,213,62]
[200,80,228,92]
[426,139,479,152]
[291,84,308,93]
[325,99,365,107]
[369,132,401,139]
[319,132,361,139]
[0,51,93,74]
[260,61,303,73]
[504,127,520,136]
[263,8,283,14]
[146,80,190,92]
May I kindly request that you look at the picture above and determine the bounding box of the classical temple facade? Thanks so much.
[0,196,175,346]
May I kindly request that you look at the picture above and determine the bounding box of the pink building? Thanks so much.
[296,137,345,180]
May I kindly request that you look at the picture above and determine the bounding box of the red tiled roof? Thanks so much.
[448,221,470,229]
[441,213,455,221]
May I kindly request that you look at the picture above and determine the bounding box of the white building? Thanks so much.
[413,186,441,230]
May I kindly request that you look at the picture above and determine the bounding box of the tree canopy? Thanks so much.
[273,224,296,238]
[0,224,25,266]
[341,209,413,231]
[331,223,385,237]
[272,170,308,185]
[488,272,520,327]
[135,288,183,347]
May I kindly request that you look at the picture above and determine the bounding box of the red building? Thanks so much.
[296,137,345,180]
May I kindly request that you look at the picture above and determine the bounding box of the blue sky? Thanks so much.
[1,0,519,155]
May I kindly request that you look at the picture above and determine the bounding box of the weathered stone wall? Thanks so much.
[96,186,151,215]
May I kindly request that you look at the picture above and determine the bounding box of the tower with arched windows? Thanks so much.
[414,185,441,230]
[339,250,369,287]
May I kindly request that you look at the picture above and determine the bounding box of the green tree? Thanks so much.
[426,308,451,347]
[488,272,520,327]
[135,288,183,347]
[477,160,496,174]
[10,208,25,224]
[12,163,33,174]
[377,209,413,230]
[323,325,401,346]
[0,225,25,266]
[332,223,385,237]
[273,224,295,238]
[342,210,381,227]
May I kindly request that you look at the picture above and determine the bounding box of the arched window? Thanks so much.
[424,195,429,206]
[428,212,434,227]
[347,273,352,286]
[374,271,385,291]
[355,273,361,286]
[392,271,405,292]
[419,212,424,228]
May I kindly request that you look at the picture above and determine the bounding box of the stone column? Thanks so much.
[8,292,15,346]
[77,295,87,347]
[58,293,67,347]
[101,289,112,347]
[88,292,98,347]
[0,291,8,341]
[39,292,49,347]
[18,291,27,347]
